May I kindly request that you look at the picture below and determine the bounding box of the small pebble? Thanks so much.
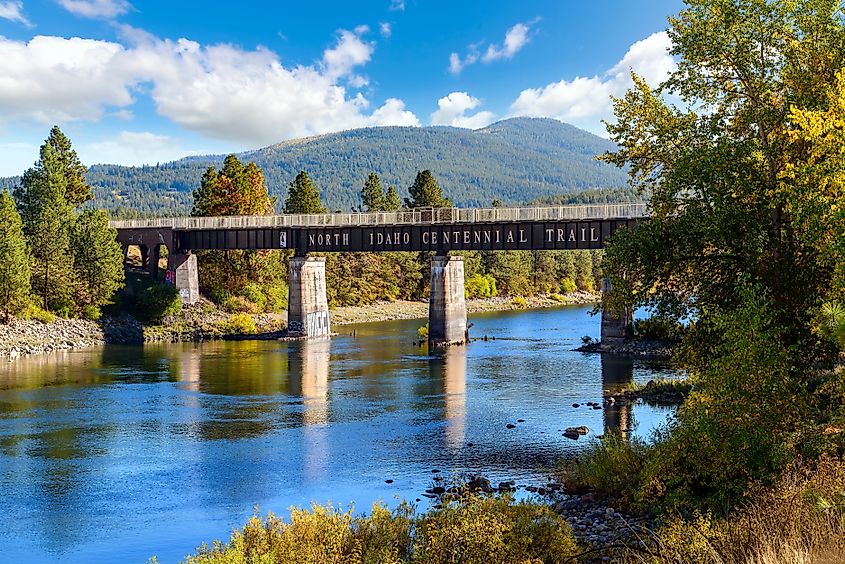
[385,479,393,484]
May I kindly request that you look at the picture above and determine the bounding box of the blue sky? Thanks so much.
[0,0,684,175]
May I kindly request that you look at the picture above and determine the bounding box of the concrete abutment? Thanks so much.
[428,255,468,346]
[288,256,331,338]
[599,278,632,344]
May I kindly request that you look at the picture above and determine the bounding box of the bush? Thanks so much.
[558,433,649,507]
[135,283,182,323]
[633,316,685,342]
[550,293,566,302]
[265,282,288,312]
[559,277,577,294]
[465,273,498,299]
[224,313,257,335]
[222,295,260,314]
[183,496,577,564]
[511,296,527,307]
[81,305,101,321]
[417,323,429,340]
[819,302,845,349]
[19,304,56,324]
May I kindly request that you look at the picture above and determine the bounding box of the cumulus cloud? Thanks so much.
[58,0,132,19]
[430,92,495,129]
[449,20,536,75]
[0,1,31,26]
[0,26,422,146]
[81,131,198,166]
[508,31,675,135]
[481,22,530,62]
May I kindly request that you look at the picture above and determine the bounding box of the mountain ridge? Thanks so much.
[2,117,630,217]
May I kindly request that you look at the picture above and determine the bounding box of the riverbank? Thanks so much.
[0,292,599,359]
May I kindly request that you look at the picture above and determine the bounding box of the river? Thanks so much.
[0,305,675,563]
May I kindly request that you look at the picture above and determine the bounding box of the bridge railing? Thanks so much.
[110,203,647,230]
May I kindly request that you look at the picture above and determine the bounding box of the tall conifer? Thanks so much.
[284,171,327,214]
[361,172,385,212]
[0,190,31,322]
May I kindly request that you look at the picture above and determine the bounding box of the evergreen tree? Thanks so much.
[0,190,31,322]
[45,126,91,206]
[405,170,452,208]
[361,172,385,212]
[72,209,125,314]
[384,185,401,211]
[15,139,76,312]
[284,171,327,214]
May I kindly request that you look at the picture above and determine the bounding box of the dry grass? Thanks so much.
[629,455,845,563]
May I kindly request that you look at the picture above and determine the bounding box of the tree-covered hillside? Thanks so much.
[1,118,628,217]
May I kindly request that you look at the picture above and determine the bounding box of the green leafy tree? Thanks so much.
[600,0,845,511]
[405,170,453,208]
[384,185,401,211]
[361,172,386,212]
[71,209,125,314]
[284,170,327,214]
[15,139,76,312]
[0,190,31,322]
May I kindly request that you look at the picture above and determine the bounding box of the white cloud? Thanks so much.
[388,0,404,11]
[57,0,131,19]
[322,28,373,80]
[508,31,675,135]
[379,22,391,38]
[449,20,535,75]
[0,27,422,147]
[0,1,31,26]
[481,22,530,62]
[81,131,198,166]
[0,35,135,123]
[430,91,495,129]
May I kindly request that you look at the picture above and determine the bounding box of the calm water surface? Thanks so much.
[0,306,674,563]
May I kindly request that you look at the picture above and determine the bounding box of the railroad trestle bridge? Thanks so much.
[112,204,647,345]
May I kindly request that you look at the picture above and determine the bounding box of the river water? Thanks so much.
[0,305,674,563]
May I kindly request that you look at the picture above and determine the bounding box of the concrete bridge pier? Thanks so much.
[169,252,199,305]
[148,244,161,279]
[429,255,468,346]
[288,256,331,338]
[600,278,632,344]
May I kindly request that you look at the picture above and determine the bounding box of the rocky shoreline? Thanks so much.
[576,338,676,360]
[415,472,654,562]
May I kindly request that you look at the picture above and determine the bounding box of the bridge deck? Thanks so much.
[110,203,647,230]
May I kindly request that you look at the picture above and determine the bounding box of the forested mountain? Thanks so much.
[1,118,630,217]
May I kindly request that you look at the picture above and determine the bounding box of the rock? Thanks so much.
[506,423,516,429]
[431,469,440,473]
[385,479,393,484]
[563,429,580,440]
[593,405,602,410]
[517,419,525,423]
[572,403,580,408]
[431,486,445,495]
[466,442,473,447]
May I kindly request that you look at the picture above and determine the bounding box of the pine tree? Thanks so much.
[15,140,76,312]
[0,190,31,322]
[72,209,125,314]
[284,170,327,214]
[384,185,401,211]
[574,250,594,292]
[45,126,92,206]
[361,172,385,212]
[405,170,452,208]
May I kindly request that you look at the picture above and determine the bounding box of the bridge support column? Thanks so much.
[169,252,199,305]
[148,244,161,279]
[600,278,632,344]
[429,255,467,346]
[288,256,331,338]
